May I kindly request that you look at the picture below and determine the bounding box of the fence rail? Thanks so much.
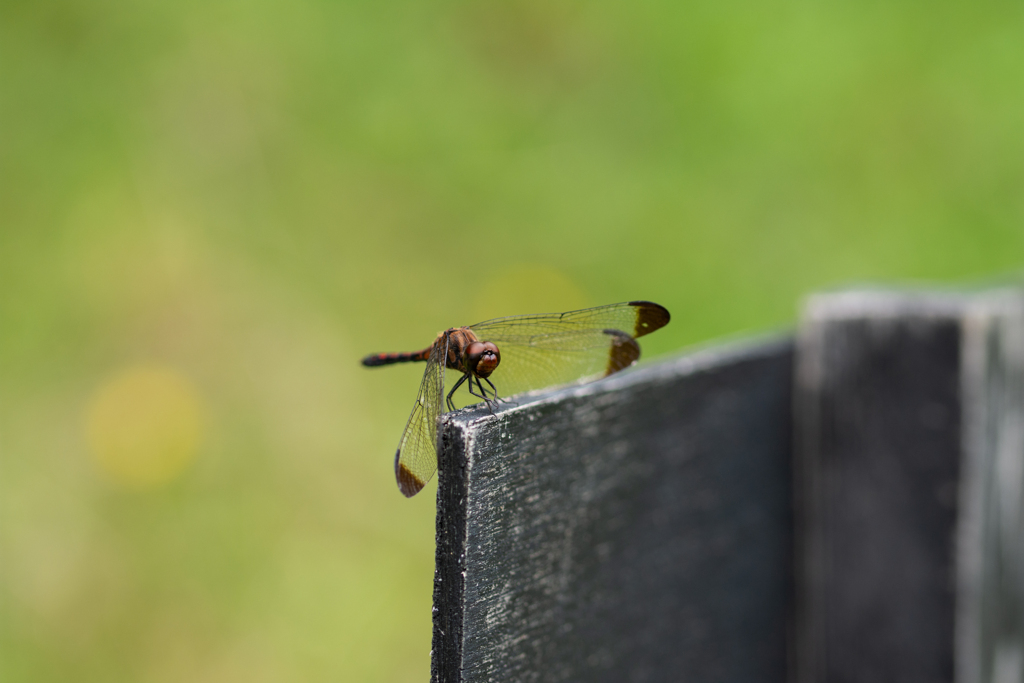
[431,289,1024,683]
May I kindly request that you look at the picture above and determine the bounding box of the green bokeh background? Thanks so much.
[3,1,1023,681]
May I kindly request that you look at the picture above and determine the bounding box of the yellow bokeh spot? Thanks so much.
[86,365,204,489]
[470,264,591,323]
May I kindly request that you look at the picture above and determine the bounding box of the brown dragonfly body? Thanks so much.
[362,301,670,497]
[363,327,502,409]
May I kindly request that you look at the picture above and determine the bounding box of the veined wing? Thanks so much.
[478,328,640,401]
[394,339,447,497]
[469,300,669,341]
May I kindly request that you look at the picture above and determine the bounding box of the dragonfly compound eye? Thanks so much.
[466,341,500,378]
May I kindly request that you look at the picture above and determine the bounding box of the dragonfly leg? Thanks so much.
[467,376,496,415]
[481,376,504,403]
[470,376,488,399]
[446,373,468,412]
[479,377,497,415]
[466,375,485,400]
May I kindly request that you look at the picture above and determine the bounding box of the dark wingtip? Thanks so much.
[603,329,641,375]
[395,454,425,498]
[628,301,671,338]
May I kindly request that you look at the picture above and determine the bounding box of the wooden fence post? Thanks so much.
[432,339,795,683]
[795,290,1024,683]
[430,288,1024,683]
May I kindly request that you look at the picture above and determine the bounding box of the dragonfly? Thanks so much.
[361,301,670,497]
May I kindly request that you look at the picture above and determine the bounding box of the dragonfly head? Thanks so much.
[466,341,500,378]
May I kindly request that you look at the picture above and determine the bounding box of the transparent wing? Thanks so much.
[394,340,446,497]
[469,300,669,341]
[476,328,640,402]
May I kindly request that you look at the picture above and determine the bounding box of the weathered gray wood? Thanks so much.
[430,286,1024,683]
[960,293,1024,683]
[794,290,1024,683]
[432,339,795,683]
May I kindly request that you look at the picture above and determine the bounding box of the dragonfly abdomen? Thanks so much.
[361,348,431,367]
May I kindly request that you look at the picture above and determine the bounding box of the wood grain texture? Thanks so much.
[795,290,1024,683]
[432,338,794,683]
[959,292,1024,683]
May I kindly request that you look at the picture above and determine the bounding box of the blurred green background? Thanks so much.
[2,0,1024,680]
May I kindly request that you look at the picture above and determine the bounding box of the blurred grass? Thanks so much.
[2,0,1024,681]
